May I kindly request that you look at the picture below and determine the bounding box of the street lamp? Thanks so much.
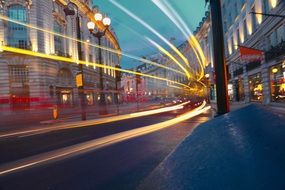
[64,1,86,120]
[87,12,111,114]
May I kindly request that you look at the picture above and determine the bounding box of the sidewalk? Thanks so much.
[0,102,166,134]
[139,104,285,190]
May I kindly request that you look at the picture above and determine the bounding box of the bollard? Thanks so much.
[53,105,58,120]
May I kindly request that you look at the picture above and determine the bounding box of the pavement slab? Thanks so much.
[139,104,285,190]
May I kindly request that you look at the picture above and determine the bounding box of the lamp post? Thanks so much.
[205,73,210,103]
[136,71,141,111]
[115,64,121,114]
[64,2,86,120]
[87,13,111,114]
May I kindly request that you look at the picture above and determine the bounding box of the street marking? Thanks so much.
[0,102,189,139]
[0,102,210,176]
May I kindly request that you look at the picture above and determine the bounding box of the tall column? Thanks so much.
[243,64,250,103]
[209,0,229,114]
[261,61,270,105]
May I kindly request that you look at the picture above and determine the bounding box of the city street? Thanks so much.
[0,0,284,189]
[0,104,212,189]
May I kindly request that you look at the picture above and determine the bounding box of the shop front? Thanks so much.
[56,87,73,105]
[249,73,263,102]
[270,62,285,103]
[85,91,94,106]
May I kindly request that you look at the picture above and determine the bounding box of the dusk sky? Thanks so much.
[93,0,207,68]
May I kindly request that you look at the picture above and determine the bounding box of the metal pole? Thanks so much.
[136,78,139,111]
[209,0,229,114]
[250,12,285,18]
[115,79,119,114]
[97,36,107,114]
[76,14,87,120]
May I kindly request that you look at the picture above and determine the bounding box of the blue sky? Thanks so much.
[92,0,207,68]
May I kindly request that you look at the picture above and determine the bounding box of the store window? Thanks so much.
[86,92,94,105]
[56,88,73,105]
[249,73,263,102]
[228,84,234,101]
[270,62,285,103]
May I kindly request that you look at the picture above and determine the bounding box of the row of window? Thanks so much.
[226,0,282,55]
[5,3,119,79]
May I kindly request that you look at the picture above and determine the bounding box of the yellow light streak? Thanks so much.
[1,46,190,90]
[0,102,210,176]
[0,15,185,76]
[146,37,192,79]
[109,0,190,67]
[0,101,189,139]
[151,0,206,80]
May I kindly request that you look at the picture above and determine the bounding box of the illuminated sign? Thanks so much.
[76,73,83,87]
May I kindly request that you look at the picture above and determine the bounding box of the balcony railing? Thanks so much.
[54,50,72,58]
[7,40,32,50]
[265,40,285,62]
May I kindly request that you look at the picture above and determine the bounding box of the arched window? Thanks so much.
[57,68,72,85]
[54,21,64,55]
[7,4,28,49]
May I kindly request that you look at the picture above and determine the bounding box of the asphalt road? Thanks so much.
[0,105,212,190]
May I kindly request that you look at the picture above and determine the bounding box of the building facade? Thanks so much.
[120,52,189,102]
[222,0,285,105]
[185,11,216,101]
[0,0,121,112]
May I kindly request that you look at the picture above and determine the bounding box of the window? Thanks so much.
[9,65,29,83]
[237,28,241,45]
[54,21,64,55]
[270,63,285,103]
[7,5,28,49]
[276,25,285,44]
[243,19,248,39]
[57,68,72,85]
[263,0,269,13]
[251,6,257,33]
[270,31,277,47]
[249,73,263,102]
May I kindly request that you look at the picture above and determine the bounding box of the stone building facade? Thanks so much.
[120,50,191,102]
[222,0,285,105]
[0,0,121,112]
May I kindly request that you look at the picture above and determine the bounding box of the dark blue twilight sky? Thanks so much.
[92,0,207,68]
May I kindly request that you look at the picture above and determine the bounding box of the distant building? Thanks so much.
[187,11,215,101]
[120,52,189,102]
[222,0,285,105]
[0,0,121,112]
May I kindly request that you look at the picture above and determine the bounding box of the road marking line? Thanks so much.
[0,102,210,176]
[0,102,189,139]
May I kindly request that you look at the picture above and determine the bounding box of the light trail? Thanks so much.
[109,0,191,68]
[0,46,190,90]
[0,101,189,139]
[146,37,192,79]
[0,15,185,76]
[151,0,206,80]
[0,102,210,176]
